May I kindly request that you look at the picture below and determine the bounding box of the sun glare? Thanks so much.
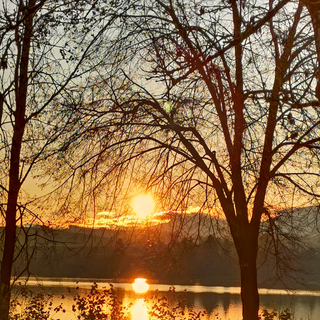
[132,194,155,219]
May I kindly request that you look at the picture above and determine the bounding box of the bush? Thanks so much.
[9,283,305,320]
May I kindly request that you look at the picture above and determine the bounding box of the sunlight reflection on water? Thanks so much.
[131,299,148,320]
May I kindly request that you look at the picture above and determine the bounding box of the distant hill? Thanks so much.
[6,207,320,290]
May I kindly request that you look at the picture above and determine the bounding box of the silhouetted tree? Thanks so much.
[0,1,118,318]
[56,1,320,319]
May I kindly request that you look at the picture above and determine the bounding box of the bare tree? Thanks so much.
[0,0,121,318]
[51,0,320,319]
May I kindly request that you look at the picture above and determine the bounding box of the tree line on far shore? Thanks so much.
[10,216,320,290]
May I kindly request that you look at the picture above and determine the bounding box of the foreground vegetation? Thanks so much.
[8,283,307,320]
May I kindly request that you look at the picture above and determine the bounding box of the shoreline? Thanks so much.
[13,276,320,297]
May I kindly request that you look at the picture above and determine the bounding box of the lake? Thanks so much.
[12,278,320,319]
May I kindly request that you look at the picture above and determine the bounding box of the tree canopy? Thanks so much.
[0,0,119,318]
[49,1,320,319]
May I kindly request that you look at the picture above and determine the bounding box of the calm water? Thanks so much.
[13,278,320,319]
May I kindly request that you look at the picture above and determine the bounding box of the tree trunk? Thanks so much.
[239,253,259,320]
[303,0,320,100]
[304,0,320,60]
[0,285,10,320]
[233,224,260,320]
[0,1,34,319]
[0,127,24,320]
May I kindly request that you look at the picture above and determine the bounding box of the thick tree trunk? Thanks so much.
[232,224,260,320]
[239,252,259,320]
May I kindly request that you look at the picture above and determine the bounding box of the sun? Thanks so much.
[132,278,149,294]
[132,194,155,219]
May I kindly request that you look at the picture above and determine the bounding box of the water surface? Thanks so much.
[14,278,320,319]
